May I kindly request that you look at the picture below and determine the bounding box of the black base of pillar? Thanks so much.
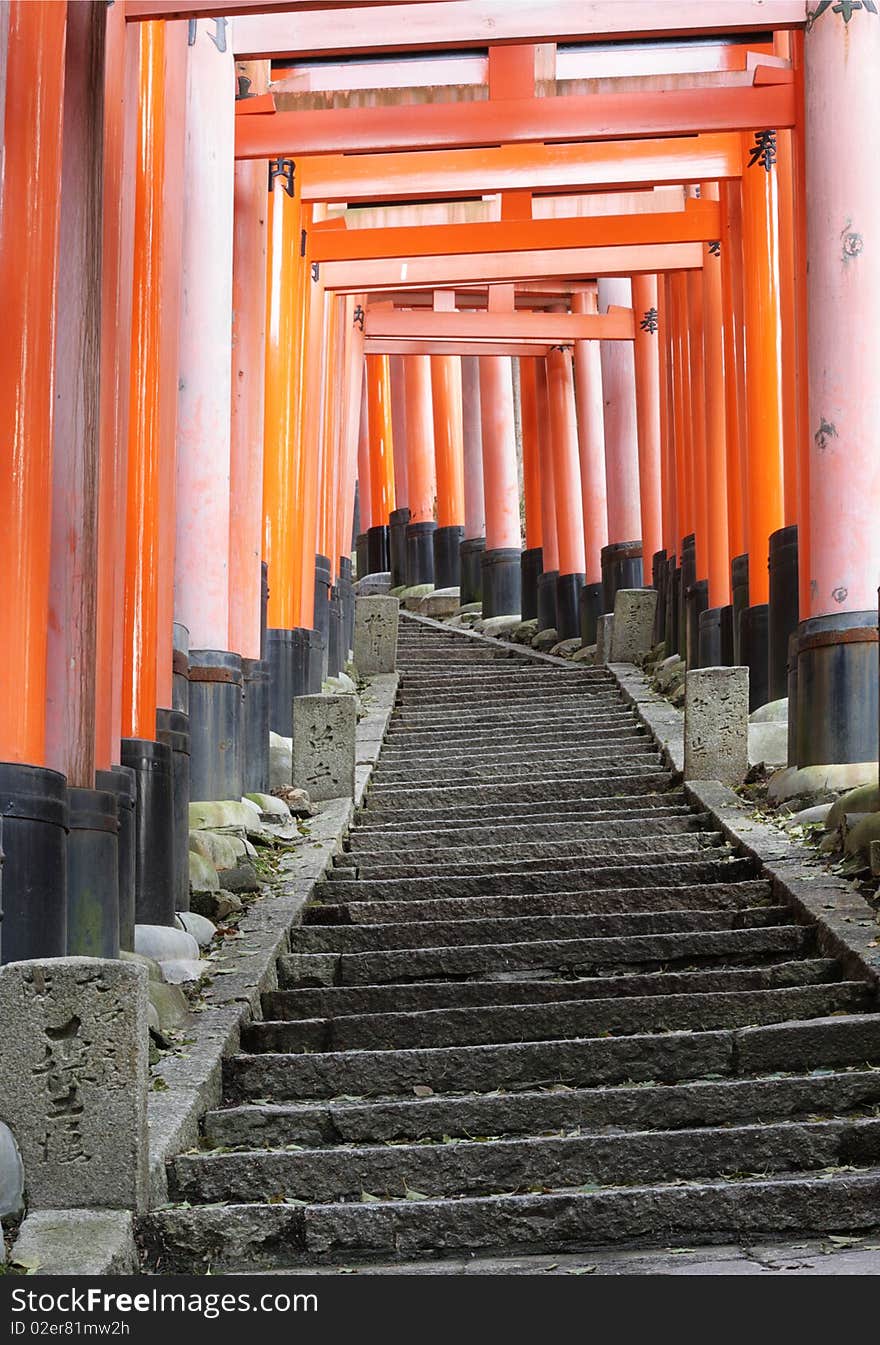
[731,553,750,665]
[156,708,192,914]
[652,549,668,644]
[355,532,369,581]
[405,520,436,586]
[188,650,243,801]
[240,658,270,795]
[740,604,770,713]
[698,605,734,669]
[339,556,354,657]
[120,737,175,928]
[520,547,543,622]
[367,526,390,576]
[66,786,119,959]
[314,553,332,681]
[685,579,709,669]
[0,762,67,964]
[678,535,697,661]
[172,622,189,715]
[794,611,878,766]
[433,524,463,589]
[96,765,136,952]
[460,536,485,606]
[769,524,799,703]
[601,540,643,614]
[327,588,344,678]
[537,569,559,633]
[267,628,322,737]
[664,556,679,656]
[482,546,521,619]
[389,508,410,589]
[260,561,269,661]
[556,572,585,641]
[787,631,799,768]
[579,581,604,647]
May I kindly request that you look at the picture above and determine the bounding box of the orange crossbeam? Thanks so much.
[321,242,705,292]
[236,84,793,158]
[365,341,563,357]
[364,308,635,343]
[299,134,743,204]
[232,2,806,59]
[126,0,443,17]
[312,202,719,265]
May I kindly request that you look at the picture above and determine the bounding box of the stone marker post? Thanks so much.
[685,666,750,784]
[353,595,399,675]
[292,694,356,801]
[595,613,614,665]
[610,588,658,662]
[0,958,149,1212]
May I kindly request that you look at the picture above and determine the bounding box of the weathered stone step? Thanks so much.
[333,834,724,878]
[381,728,645,755]
[313,856,757,903]
[395,690,617,710]
[362,773,675,812]
[245,983,869,1055]
[268,957,838,1017]
[281,925,811,988]
[309,879,772,926]
[359,795,685,829]
[371,750,661,786]
[377,734,652,765]
[370,761,662,790]
[205,1064,879,1150]
[139,1167,880,1271]
[291,905,788,955]
[347,812,702,852]
[170,1115,880,1208]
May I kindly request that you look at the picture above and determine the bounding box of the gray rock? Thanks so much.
[656,655,686,691]
[750,697,788,724]
[401,584,435,610]
[159,959,205,986]
[572,644,596,665]
[292,694,357,802]
[10,1210,137,1276]
[270,785,313,817]
[322,672,358,697]
[243,791,292,821]
[420,589,460,619]
[457,602,482,616]
[119,950,163,982]
[219,863,261,893]
[147,1002,161,1034]
[609,589,658,663]
[135,924,199,964]
[354,596,399,674]
[269,731,292,789]
[511,619,538,644]
[0,1122,24,1218]
[827,783,880,830]
[189,829,248,870]
[768,763,878,805]
[147,982,189,1030]
[684,666,749,786]
[531,627,558,651]
[595,614,614,664]
[550,638,582,659]
[188,848,219,893]
[177,911,216,949]
[0,958,149,1212]
[783,803,834,828]
[354,571,391,595]
[748,720,789,769]
[479,615,522,639]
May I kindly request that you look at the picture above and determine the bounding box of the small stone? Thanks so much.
[510,619,538,644]
[609,589,658,663]
[119,950,163,982]
[353,571,391,595]
[400,584,435,611]
[656,655,686,691]
[870,839,880,877]
[322,672,358,696]
[750,697,788,724]
[748,720,789,769]
[420,589,460,619]
[243,791,292,821]
[480,615,522,639]
[269,732,292,790]
[159,960,204,986]
[844,811,880,861]
[214,891,243,921]
[827,782,880,831]
[531,627,558,651]
[353,596,399,674]
[189,800,261,832]
[188,848,219,893]
[783,803,834,828]
[292,694,357,802]
[177,911,216,949]
[271,785,313,817]
[768,763,878,806]
[684,666,749,785]
[595,614,614,664]
[219,863,260,893]
[572,644,596,665]
[550,638,582,659]
[0,1122,24,1219]
[457,602,482,616]
[134,924,200,964]
[147,1002,161,1034]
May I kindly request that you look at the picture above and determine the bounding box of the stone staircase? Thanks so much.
[140,616,880,1272]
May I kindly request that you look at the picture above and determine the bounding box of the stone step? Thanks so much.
[291,905,788,955]
[370,750,662,785]
[313,856,758,903]
[358,795,686,829]
[305,880,776,925]
[347,811,702,851]
[333,834,724,877]
[245,983,869,1055]
[370,760,663,788]
[381,728,646,753]
[205,1063,880,1149]
[281,924,811,988]
[377,733,652,763]
[267,957,838,1017]
[139,1167,880,1272]
[225,1014,880,1104]
[361,773,676,812]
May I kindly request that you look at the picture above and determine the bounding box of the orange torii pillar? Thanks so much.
[740,127,786,710]
[336,299,365,649]
[0,0,68,963]
[598,278,643,609]
[174,22,240,800]
[365,353,395,575]
[684,225,710,667]
[795,7,880,767]
[230,70,270,793]
[355,376,372,578]
[535,358,561,634]
[547,346,586,640]
[388,354,410,588]
[631,274,665,649]
[571,288,608,646]
[297,247,329,680]
[403,355,436,585]
[460,355,486,606]
[430,354,465,589]
[518,357,543,621]
[478,356,522,618]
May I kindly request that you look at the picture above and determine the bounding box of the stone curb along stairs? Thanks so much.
[137,613,880,1274]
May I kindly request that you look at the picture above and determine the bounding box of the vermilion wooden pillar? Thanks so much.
[571,287,608,642]
[356,376,372,536]
[535,358,559,633]
[365,352,395,574]
[631,274,663,592]
[518,355,543,622]
[701,187,730,611]
[719,179,747,567]
[547,345,585,640]
[460,355,486,606]
[796,4,880,766]
[598,277,642,609]
[403,354,436,585]
[478,356,521,618]
[295,231,321,637]
[685,225,710,666]
[430,354,465,588]
[387,352,410,587]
